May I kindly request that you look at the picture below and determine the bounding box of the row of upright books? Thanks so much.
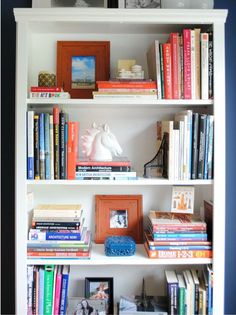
[157,110,214,180]
[27,204,91,259]
[147,29,213,100]
[27,265,70,315]
[165,266,213,315]
[144,211,212,259]
[27,107,78,180]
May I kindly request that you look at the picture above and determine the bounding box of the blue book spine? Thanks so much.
[207,265,213,315]
[149,245,211,250]
[207,116,214,179]
[38,267,44,315]
[44,113,51,180]
[59,268,70,315]
[153,233,208,239]
[204,115,210,179]
[39,113,45,179]
[46,232,81,241]
[27,111,34,179]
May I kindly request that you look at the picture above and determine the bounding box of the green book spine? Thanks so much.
[178,287,185,315]
[43,265,55,315]
[159,43,165,99]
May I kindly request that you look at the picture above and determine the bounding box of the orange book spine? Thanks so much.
[67,122,79,180]
[162,43,173,99]
[97,82,157,89]
[170,33,180,99]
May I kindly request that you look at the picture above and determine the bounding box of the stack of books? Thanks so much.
[93,80,158,99]
[27,265,70,314]
[27,106,79,180]
[147,29,213,100]
[144,211,212,259]
[27,204,91,259]
[75,157,136,180]
[29,86,70,99]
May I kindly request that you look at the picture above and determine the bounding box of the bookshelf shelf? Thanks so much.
[27,244,212,266]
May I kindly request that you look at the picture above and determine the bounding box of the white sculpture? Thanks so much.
[81,123,123,161]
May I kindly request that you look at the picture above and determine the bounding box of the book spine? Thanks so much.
[38,267,44,315]
[39,113,45,179]
[178,287,185,315]
[153,233,207,239]
[53,107,60,179]
[76,165,131,172]
[187,110,193,180]
[203,115,210,179]
[170,32,180,99]
[32,267,37,315]
[64,122,68,179]
[44,113,51,180]
[155,40,162,99]
[167,282,178,315]
[163,43,172,99]
[59,111,66,179]
[208,32,214,99]
[149,245,211,251]
[201,33,209,100]
[30,92,70,99]
[43,265,55,315]
[54,267,62,315]
[67,122,79,180]
[190,30,196,99]
[159,44,165,99]
[76,161,131,167]
[178,120,184,180]
[31,86,63,92]
[179,34,184,99]
[145,249,212,259]
[29,231,81,241]
[28,251,90,257]
[207,265,213,315]
[183,29,191,99]
[198,114,207,179]
[34,114,40,180]
[97,82,157,89]
[59,267,70,315]
[75,171,136,177]
[27,111,34,179]
[207,115,214,179]
[35,267,39,315]
[32,224,80,231]
[195,28,201,99]
[51,266,58,315]
[191,113,199,179]
[27,265,34,315]
[49,115,54,179]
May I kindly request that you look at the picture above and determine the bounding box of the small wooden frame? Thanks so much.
[57,41,110,99]
[95,195,143,244]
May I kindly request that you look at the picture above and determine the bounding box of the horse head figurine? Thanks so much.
[81,123,123,161]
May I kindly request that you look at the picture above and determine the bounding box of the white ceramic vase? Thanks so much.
[161,0,190,9]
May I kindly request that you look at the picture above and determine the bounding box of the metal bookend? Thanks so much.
[143,132,168,178]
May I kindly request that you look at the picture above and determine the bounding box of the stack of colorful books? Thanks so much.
[144,211,212,259]
[27,204,91,259]
[30,86,70,99]
[75,157,136,180]
[93,80,157,99]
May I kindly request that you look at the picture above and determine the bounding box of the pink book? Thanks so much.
[53,266,62,315]
[170,32,180,99]
[183,29,191,99]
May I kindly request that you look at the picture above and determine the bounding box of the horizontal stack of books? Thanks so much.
[165,265,213,315]
[93,80,157,99]
[75,157,136,180]
[29,86,70,99]
[147,29,213,100]
[144,211,212,259]
[27,106,78,180]
[27,265,70,315]
[157,111,214,180]
[27,204,91,259]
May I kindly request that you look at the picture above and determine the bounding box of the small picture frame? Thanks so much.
[32,0,108,8]
[67,297,107,315]
[171,186,195,214]
[57,41,110,99]
[119,0,161,8]
[85,277,114,315]
[95,195,143,243]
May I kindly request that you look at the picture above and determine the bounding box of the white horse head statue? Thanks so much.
[81,123,123,161]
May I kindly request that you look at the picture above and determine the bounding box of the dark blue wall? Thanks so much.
[1,1,236,314]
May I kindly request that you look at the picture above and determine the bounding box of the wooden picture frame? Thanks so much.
[85,277,114,315]
[95,195,143,244]
[57,41,110,99]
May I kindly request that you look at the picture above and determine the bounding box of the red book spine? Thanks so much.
[76,161,131,167]
[67,122,79,180]
[97,82,157,89]
[162,43,172,99]
[183,29,192,99]
[31,86,63,92]
[27,251,90,257]
[170,33,180,99]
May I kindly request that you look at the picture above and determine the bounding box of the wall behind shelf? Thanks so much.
[1,1,236,315]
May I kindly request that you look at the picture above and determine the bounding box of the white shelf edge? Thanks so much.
[26,179,213,186]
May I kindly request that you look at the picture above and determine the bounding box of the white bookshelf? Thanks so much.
[14,8,227,315]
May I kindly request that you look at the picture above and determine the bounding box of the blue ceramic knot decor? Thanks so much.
[104,236,136,256]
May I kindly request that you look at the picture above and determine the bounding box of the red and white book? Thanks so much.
[27,251,90,257]
[170,32,180,99]
[183,29,192,99]
[30,86,63,92]
[162,43,172,99]
[201,33,209,100]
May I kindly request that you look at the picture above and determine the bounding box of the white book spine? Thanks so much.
[201,33,209,100]
[49,115,54,179]
[191,30,196,99]
[155,40,162,100]
[173,128,180,181]
[179,121,184,180]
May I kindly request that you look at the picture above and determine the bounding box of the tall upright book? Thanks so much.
[147,40,162,99]
[43,265,55,315]
[27,111,34,180]
[53,107,60,179]
[67,122,79,180]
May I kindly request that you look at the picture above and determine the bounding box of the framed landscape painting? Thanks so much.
[57,41,110,98]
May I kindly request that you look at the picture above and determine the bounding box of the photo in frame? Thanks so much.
[171,186,195,214]
[95,195,143,243]
[85,277,114,315]
[118,0,161,8]
[67,297,107,315]
[32,0,108,8]
[57,41,110,98]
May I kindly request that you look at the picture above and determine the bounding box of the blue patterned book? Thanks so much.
[39,113,45,179]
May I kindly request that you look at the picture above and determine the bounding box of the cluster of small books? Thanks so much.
[157,111,214,180]
[27,107,78,180]
[27,265,70,315]
[147,29,213,100]
[30,86,70,99]
[165,266,213,315]
[75,157,136,180]
[144,211,212,259]
[93,80,158,100]
[27,204,91,259]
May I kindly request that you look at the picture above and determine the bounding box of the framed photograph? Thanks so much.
[67,297,107,315]
[171,186,195,214]
[119,0,161,8]
[32,0,108,8]
[95,195,143,243]
[57,41,110,98]
[85,277,114,315]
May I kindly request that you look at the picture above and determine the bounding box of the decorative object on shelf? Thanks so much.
[190,0,214,9]
[32,0,108,8]
[104,236,136,256]
[85,277,114,315]
[117,59,145,79]
[95,195,143,243]
[57,41,110,99]
[38,71,56,87]
[143,133,168,178]
[67,297,107,315]
[119,0,161,8]
[161,0,214,9]
[171,186,195,214]
[81,122,123,161]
